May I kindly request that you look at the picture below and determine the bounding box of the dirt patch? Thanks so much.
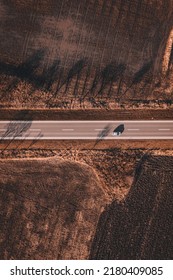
[0,157,109,259]
[2,147,172,200]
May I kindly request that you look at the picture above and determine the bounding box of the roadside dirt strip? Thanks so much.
[0,108,173,120]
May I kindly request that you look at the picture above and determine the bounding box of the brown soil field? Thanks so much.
[1,0,173,260]
[0,148,145,200]
[0,157,109,259]
[0,1,173,109]
[0,153,173,259]
[90,155,173,260]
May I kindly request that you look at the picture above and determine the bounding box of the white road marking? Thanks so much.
[95,129,106,131]
[29,129,41,131]
[127,129,140,131]
[158,129,171,131]
[62,129,74,131]
[54,133,100,134]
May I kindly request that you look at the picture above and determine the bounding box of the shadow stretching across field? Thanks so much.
[0,48,153,104]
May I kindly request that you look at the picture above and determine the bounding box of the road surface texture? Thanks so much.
[0,121,173,140]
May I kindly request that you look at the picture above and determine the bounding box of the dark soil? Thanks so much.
[0,108,173,120]
[90,155,173,260]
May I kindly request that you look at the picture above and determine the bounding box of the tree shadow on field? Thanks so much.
[1,50,45,83]
[56,59,86,94]
[90,155,173,260]
[0,49,66,102]
[97,63,126,98]
[46,59,86,106]
[119,61,153,102]
[42,59,60,92]
[84,63,126,99]
[17,49,45,86]
[0,50,46,98]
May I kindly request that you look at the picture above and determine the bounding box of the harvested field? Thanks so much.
[1,1,173,108]
[90,155,173,260]
[0,153,173,259]
[0,158,109,259]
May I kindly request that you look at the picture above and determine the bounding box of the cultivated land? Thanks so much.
[0,153,173,259]
[0,158,109,260]
[1,0,173,110]
[90,155,173,260]
[1,0,173,260]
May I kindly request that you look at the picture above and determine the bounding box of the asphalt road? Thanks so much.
[0,121,173,140]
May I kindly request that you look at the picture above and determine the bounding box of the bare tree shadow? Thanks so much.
[42,59,60,92]
[27,131,43,149]
[2,121,32,139]
[81,63,126,102]
[0,50,46,98]
[17,49,45,85]
[1,120,33,150]
[97,63,126,98]
[119,61,153,102]
[56,59,86,94]
[93,124,112,147]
